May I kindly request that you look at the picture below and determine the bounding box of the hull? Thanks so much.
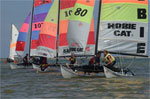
[103,66,133,78]
[60,65,78,78]
[32,64,50,73]
[32,64,59,73]
[60,65,105,78]
[10,63,32,70]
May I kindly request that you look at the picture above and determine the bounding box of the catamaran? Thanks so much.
[10,13,32,69]
[31,0,96,72]
[8,24,19,61]
[60,0,149,78]
[30,0,54,72]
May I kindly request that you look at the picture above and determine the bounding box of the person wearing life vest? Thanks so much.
[69,53,76,65]
[66,53,77,71]
[40,57,50,71]
[103,50,116,69]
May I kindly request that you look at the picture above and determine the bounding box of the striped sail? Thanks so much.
[98,0,149,56]
[9,24,19,60]
[30,0,53,56]
[67,0,95,54]
[58,0,77,56]
[36,0,58,58]
[85,18,95,55]
[16,13,31,57]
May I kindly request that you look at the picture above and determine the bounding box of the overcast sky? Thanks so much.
[0,0,150,58]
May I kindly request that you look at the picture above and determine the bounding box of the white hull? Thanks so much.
[60,65,78,78]
[103,66,133,78]
[32,64,58,73]
[60,65,105,78]
[32,64,49,73]
[10,63,32,70]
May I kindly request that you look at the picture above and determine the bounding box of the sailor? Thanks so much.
[84,52,101,75]
[69,53,76,65]
[66,53,77,71]
[88,55,96,65]
[95,51,101,65]
[103,50,116,69]
[23,54,28,66]
[40,57,50,71]
[29,56,34,63]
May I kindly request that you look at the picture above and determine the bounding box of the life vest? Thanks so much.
[70,57,76,64]
[104,53,115,63]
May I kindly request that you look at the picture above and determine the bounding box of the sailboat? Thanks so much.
[60,0,149,78]
[60,0,100,78]
[30,0,54,72]
[8,24,19,63]
[32,0,96,72]
[99,0,149,78]
[10,13,32,69]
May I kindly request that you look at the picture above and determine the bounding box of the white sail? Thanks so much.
[98,0,149,56]
[9,24,19,60]
[67,0,95,53]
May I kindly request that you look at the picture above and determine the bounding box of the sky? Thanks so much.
[0,0,150,58]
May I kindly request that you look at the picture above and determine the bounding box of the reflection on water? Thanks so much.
[0,58,150,99]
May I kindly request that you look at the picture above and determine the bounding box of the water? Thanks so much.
[1,58,150,99]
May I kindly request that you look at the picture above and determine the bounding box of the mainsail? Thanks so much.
[16,13,31,57]
[98,0,149,56]
[67,0,95,53]
[9,24,19,60]
[58,0,77,56]
[36,0,58,58]
[30,0,53,56]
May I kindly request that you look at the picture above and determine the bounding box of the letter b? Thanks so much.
[137,9,147,19]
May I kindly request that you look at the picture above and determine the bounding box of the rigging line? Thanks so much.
[124,56,136,69]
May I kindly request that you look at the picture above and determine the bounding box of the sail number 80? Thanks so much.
[74,8,88,17]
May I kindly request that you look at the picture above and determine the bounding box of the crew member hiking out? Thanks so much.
[103,50,120,72]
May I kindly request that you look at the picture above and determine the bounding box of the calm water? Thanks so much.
[1,58,150,99]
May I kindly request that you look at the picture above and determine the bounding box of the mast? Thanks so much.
[28,0,35,57]
[95,0,102,55]
[56,0,61,65]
